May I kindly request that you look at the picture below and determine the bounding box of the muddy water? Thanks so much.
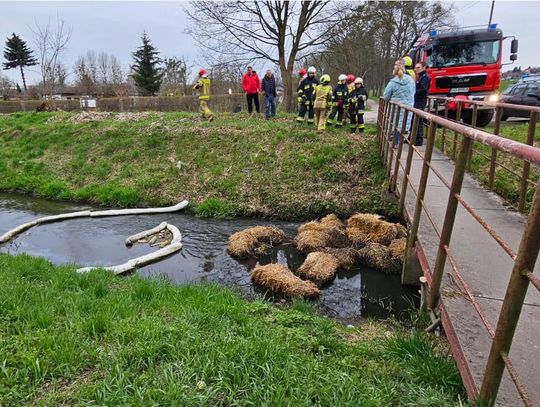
[0,193,418,320]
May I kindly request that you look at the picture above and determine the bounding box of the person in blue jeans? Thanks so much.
[261,69,277,120]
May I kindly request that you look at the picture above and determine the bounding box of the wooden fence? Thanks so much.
[0,93,257,114]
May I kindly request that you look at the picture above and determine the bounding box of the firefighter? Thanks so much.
[343,74,356,124]
[313,74,333,132]
[297,68,307,109]
[298,68,307,84]
[296,66,319,124]
[345,74,355,93]
[193,69,213,121]
[327,74,348,127]
[403,56,416,80]
[347,77,368,133]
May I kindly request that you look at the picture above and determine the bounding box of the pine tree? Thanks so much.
[2,33,38,91]
[131,32,162,96]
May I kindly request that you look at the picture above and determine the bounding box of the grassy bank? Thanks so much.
[437,122,539,212]
[0,253,465,405]
[0,111,393,220]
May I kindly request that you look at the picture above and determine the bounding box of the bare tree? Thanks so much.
[0,74,15,100]
[160,56,190,96]
[307,1,454,95]
[186,1,339,111]
[208,59,245,95]
[74,51,124,96]
[32,15,72,99]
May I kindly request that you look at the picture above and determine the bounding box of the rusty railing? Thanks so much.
[377,97,540,406]
[428,96,539,213]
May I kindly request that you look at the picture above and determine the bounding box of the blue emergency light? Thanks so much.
[488,23,498,30]
[430,30,438,36]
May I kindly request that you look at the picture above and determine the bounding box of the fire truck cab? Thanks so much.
[410,24,518,127]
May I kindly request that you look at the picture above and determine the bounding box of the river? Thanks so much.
[0,192,418,321]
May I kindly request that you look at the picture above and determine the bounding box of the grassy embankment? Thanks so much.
[0,253,465,405]
[0,111,393,220]
[436,121,539,212]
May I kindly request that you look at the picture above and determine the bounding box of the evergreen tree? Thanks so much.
[2,33,38,91]
[131,32,162,96]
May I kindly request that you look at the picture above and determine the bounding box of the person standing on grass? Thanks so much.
[327,74,349,127]
[413,61,431,146]
[193,69,213,121]
[242,66,261,114]
[261,69,277,120]
[313,74,333,132]
[297,66,318,124]
[347,77,368,133]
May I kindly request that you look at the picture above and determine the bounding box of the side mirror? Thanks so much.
[510,54,518,61]
[511,39,519,54]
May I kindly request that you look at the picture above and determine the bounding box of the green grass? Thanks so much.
[499,79,517,93]
[0,253,466,406]
[0,111,393,220]
[435,122,539,212]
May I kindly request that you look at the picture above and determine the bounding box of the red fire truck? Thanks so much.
[410,24,518,127]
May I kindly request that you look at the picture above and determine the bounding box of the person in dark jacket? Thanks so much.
[327,74,348,127]
[242,66,261,114]
[261,69,277,120]
[296,66,318,124]
[347,77,368,133]
[413,61,431,146]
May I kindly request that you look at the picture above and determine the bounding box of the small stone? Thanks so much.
[196,380,206,390]
[347,324,354,329]
[176,161,184,170]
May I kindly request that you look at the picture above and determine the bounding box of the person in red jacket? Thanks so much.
[242,66,261,114]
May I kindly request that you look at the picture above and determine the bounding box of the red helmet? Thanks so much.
[198,69,207,77]
[346,74,355,83]
[298,68,307,76]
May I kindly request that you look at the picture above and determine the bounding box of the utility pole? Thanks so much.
[488,0,495,25]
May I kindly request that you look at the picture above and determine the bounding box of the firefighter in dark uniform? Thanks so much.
[327,74,348,127]
[347,77,368,133]
[296,66,319,124]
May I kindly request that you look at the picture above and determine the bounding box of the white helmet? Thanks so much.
[338,74,347,82]
[307,66,316,74]
[354,77,363,84]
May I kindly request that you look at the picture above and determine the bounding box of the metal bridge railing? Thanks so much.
[427,96,539,213]
[377,97,540,406]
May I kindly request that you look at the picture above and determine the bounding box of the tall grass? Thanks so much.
[0,111,394,219]
[0,253,465,405]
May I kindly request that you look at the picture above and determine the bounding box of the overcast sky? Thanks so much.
[1,0,539,85]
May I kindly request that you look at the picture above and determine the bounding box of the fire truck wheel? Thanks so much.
[474,110,494,127]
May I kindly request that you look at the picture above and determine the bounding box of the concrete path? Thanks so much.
[393,145,540,406]
[364,99,379,124]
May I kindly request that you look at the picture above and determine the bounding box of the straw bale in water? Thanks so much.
[347,213,405,246]
[295,214,349,253]
[388,237,407,262]
[320,247,360,270]
[297,252,340,286]
[357,243,402,274]
[320,214,345,230]
[251,264,320,298]
[227,226,286,258]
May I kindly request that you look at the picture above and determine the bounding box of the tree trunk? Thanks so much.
[20,66,27,92]
[281,68,295,113]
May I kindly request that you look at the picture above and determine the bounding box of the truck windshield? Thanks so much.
[428,39,500,68]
